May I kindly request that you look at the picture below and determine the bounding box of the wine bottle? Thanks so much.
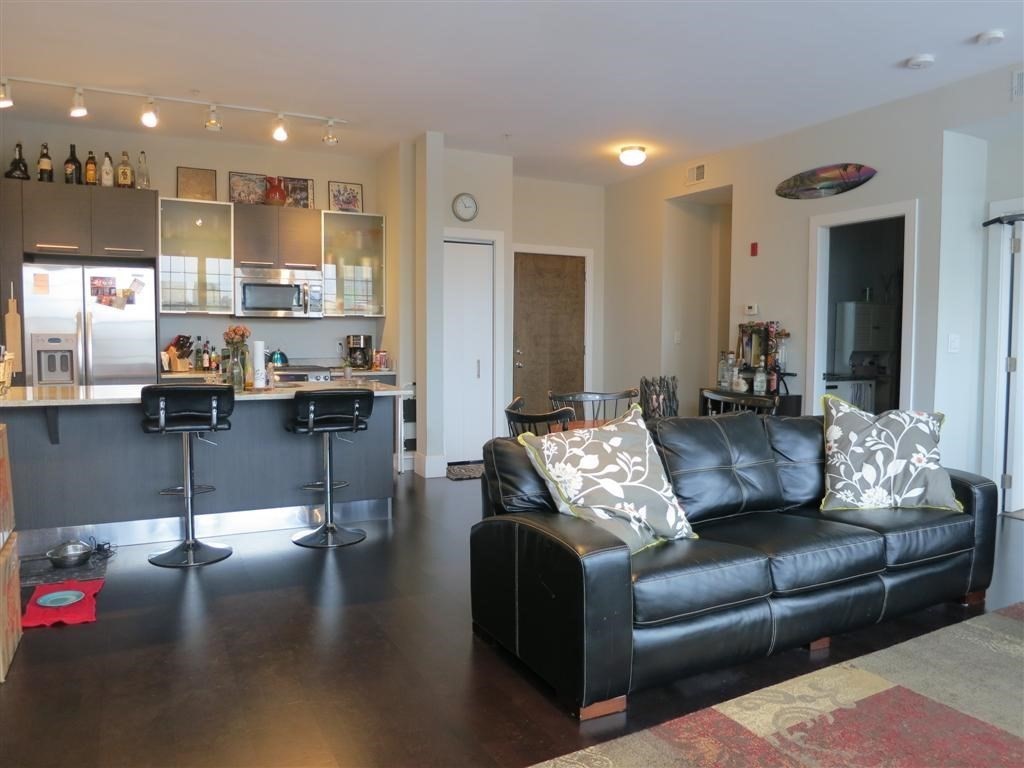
[37,143,54,182]
[84,150,97,185]
[100,152,114,187]
[202,340,210,371]
[64,144,82,184]
[195,336,205,370]
[4,143,30,180]
[115,150,134,188]
[135,151,150,189]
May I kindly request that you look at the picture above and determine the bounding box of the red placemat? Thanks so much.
[22,579,104,628]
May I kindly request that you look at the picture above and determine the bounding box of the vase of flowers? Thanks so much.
[223,324,251,392]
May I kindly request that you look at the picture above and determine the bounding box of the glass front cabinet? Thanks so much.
[322,211,385,317]
[159,198,234,314]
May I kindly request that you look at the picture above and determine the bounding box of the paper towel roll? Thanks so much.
[252,340,267,388]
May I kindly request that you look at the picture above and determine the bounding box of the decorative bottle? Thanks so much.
[230,353,244,392]
[37,143,54,182]
[4,143,30,180]
[753,356,767,396]
[84,151,97,185]
[243,344,255,390]
[716,351,728,390]
[100,152,114,187]
[115,151,134,188]
[63,144,82,184]
[136,151,150,189]
[265,176,287,206]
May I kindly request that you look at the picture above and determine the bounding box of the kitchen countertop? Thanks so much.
[0,380,412,408]
[160,369,395,380]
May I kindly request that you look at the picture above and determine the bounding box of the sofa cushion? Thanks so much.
[786,505,974,568]
[519,405,696,553]
[651,411,784,523]
[631,538,771,626]
[696,512,885,594]
[765,415,825,509]
[822,396,961,512]
[483,438,558,516]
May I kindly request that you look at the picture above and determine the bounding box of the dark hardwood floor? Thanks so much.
[0,474,980,768]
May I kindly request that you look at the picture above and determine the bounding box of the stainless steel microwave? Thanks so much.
[234,268,323,318]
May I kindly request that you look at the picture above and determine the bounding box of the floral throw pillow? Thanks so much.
[518,404,696,553]
[822,395,961,512]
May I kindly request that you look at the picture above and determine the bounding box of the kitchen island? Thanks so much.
[0,381,411,552]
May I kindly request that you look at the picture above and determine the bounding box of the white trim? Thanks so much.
[511,243,595,390]
[415,452,448,478]
[444,227,506,440]
[806,199,919,414]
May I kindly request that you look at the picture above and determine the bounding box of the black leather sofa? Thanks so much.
[470,412,998,720]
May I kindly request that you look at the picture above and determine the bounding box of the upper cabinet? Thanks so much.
[159,198,233,314]
[322,211,385,317]
[22,184,157,258]
[232,205,321,270]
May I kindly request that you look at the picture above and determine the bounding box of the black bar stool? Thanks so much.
[288,389,374,548]
[141,384,235,568]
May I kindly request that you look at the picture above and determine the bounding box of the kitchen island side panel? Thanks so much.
[4,397,395,530]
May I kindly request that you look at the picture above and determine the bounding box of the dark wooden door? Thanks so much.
[278,207,322,268]
[233,204,278,268]
[91,188,158,259]
[512,252,585,411]
[22,183,91,256]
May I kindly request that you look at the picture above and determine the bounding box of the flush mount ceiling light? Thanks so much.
[619,145,647,166]
[69,87,88,117]
[904,54,935,70]
[322,119,339,145]
[140,97,159,128]
[272,113,288,142]
[204,105,222,131]
[0,80,12,109]
[975,29,1006,46]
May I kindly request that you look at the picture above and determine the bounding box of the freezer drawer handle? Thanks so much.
[35,243,79,250]
[238,260,274,266]
[284,262,317,268]
[103,247,145,253]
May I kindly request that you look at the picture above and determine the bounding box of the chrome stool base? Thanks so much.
[292,522,366,549]
[149,539,233,568]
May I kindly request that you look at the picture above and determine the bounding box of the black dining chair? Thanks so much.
[548,388,639,423]
[699,388,780,416]
[505,396,576,437]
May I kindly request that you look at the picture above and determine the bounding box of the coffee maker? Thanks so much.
[345,335,372,369]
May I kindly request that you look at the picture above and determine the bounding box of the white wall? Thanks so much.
[987,129,1024,203]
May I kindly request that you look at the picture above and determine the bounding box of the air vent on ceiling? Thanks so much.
[685,163,706,186]
[1012,69,1024,102]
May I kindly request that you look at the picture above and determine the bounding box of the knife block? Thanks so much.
[169,356,192,372]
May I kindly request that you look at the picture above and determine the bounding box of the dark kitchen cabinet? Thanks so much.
[22,183,91,256]
[91,187,158,259]
[232,204,278,269]
[278,207,322,269]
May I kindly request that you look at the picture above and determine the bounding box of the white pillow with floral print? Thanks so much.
[821,395,961,512]
[518,404,696,553]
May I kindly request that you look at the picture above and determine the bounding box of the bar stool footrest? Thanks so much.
[159,484,215,496]
[301,480,350,491]
[148,539,233,568]
[292,523,366,549]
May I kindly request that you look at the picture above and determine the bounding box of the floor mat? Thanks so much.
[20,554,109,587]
[447,462,485,481]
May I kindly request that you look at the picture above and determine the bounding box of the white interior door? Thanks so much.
[1005,221,1023,516]
[443,241,494,463]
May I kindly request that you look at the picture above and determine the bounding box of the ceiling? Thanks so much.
[1,1,1021,185]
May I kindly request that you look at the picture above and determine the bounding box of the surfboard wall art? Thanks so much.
[775,163,876,200]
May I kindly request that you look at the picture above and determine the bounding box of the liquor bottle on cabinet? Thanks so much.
[84,150,97,185]
[63,144,82,184]
[37,143,54,182]
[3,143,30,180]
[135,151,150,189]
[115,151,134,188]
[100,152,114,187]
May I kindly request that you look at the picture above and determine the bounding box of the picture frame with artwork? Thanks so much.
[328,181,363,212]
[229,171,267,204]
[176,166,217,201]
[281,176,314,208]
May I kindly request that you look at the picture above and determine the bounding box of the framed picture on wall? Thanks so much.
[328,181,363,212]
[176,167,217,201]
[228,171,267,204]
[281,176,314,208]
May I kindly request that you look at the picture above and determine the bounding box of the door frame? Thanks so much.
[444,227,506,439]
[511,243,595,392]
[805,199,919,413]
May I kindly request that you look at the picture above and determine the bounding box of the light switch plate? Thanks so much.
[744,303,759,316]
[947,333,960,353]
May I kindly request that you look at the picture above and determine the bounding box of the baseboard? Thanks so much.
[415,452,447,478]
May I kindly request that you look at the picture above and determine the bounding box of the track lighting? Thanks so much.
[0,80,12,109]
[69,87,88,118]
[204,105,222,131]
[272,113,288,142]
[322,119,339,145]
[140,97,159,128]
[619,145,647,166]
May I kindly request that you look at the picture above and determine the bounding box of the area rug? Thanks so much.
[447,462,485,481]
[20,553,108,587]
[534,604,1024,768]
[22,579,105,628]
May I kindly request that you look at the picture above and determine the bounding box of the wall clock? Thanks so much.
[452,192,478,222]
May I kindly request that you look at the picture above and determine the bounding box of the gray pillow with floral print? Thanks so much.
[821,395,961,512]
[518,404,696,553]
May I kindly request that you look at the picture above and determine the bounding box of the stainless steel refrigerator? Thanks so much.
[22,263,157,386]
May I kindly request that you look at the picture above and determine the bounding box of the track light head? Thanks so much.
[69,87,88,118]
[322,119,339,145]
[272,113,288,142]
[140,97,159,128]
[205,105,222,132]
[0,80,12,109]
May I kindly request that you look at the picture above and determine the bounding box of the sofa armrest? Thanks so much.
[470,512,633,713]
[948,468,999,592]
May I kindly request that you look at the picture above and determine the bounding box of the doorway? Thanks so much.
[512,251,587,411]
[807,200,919,413]
[442,240,494,464]
[824,217,904,412]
